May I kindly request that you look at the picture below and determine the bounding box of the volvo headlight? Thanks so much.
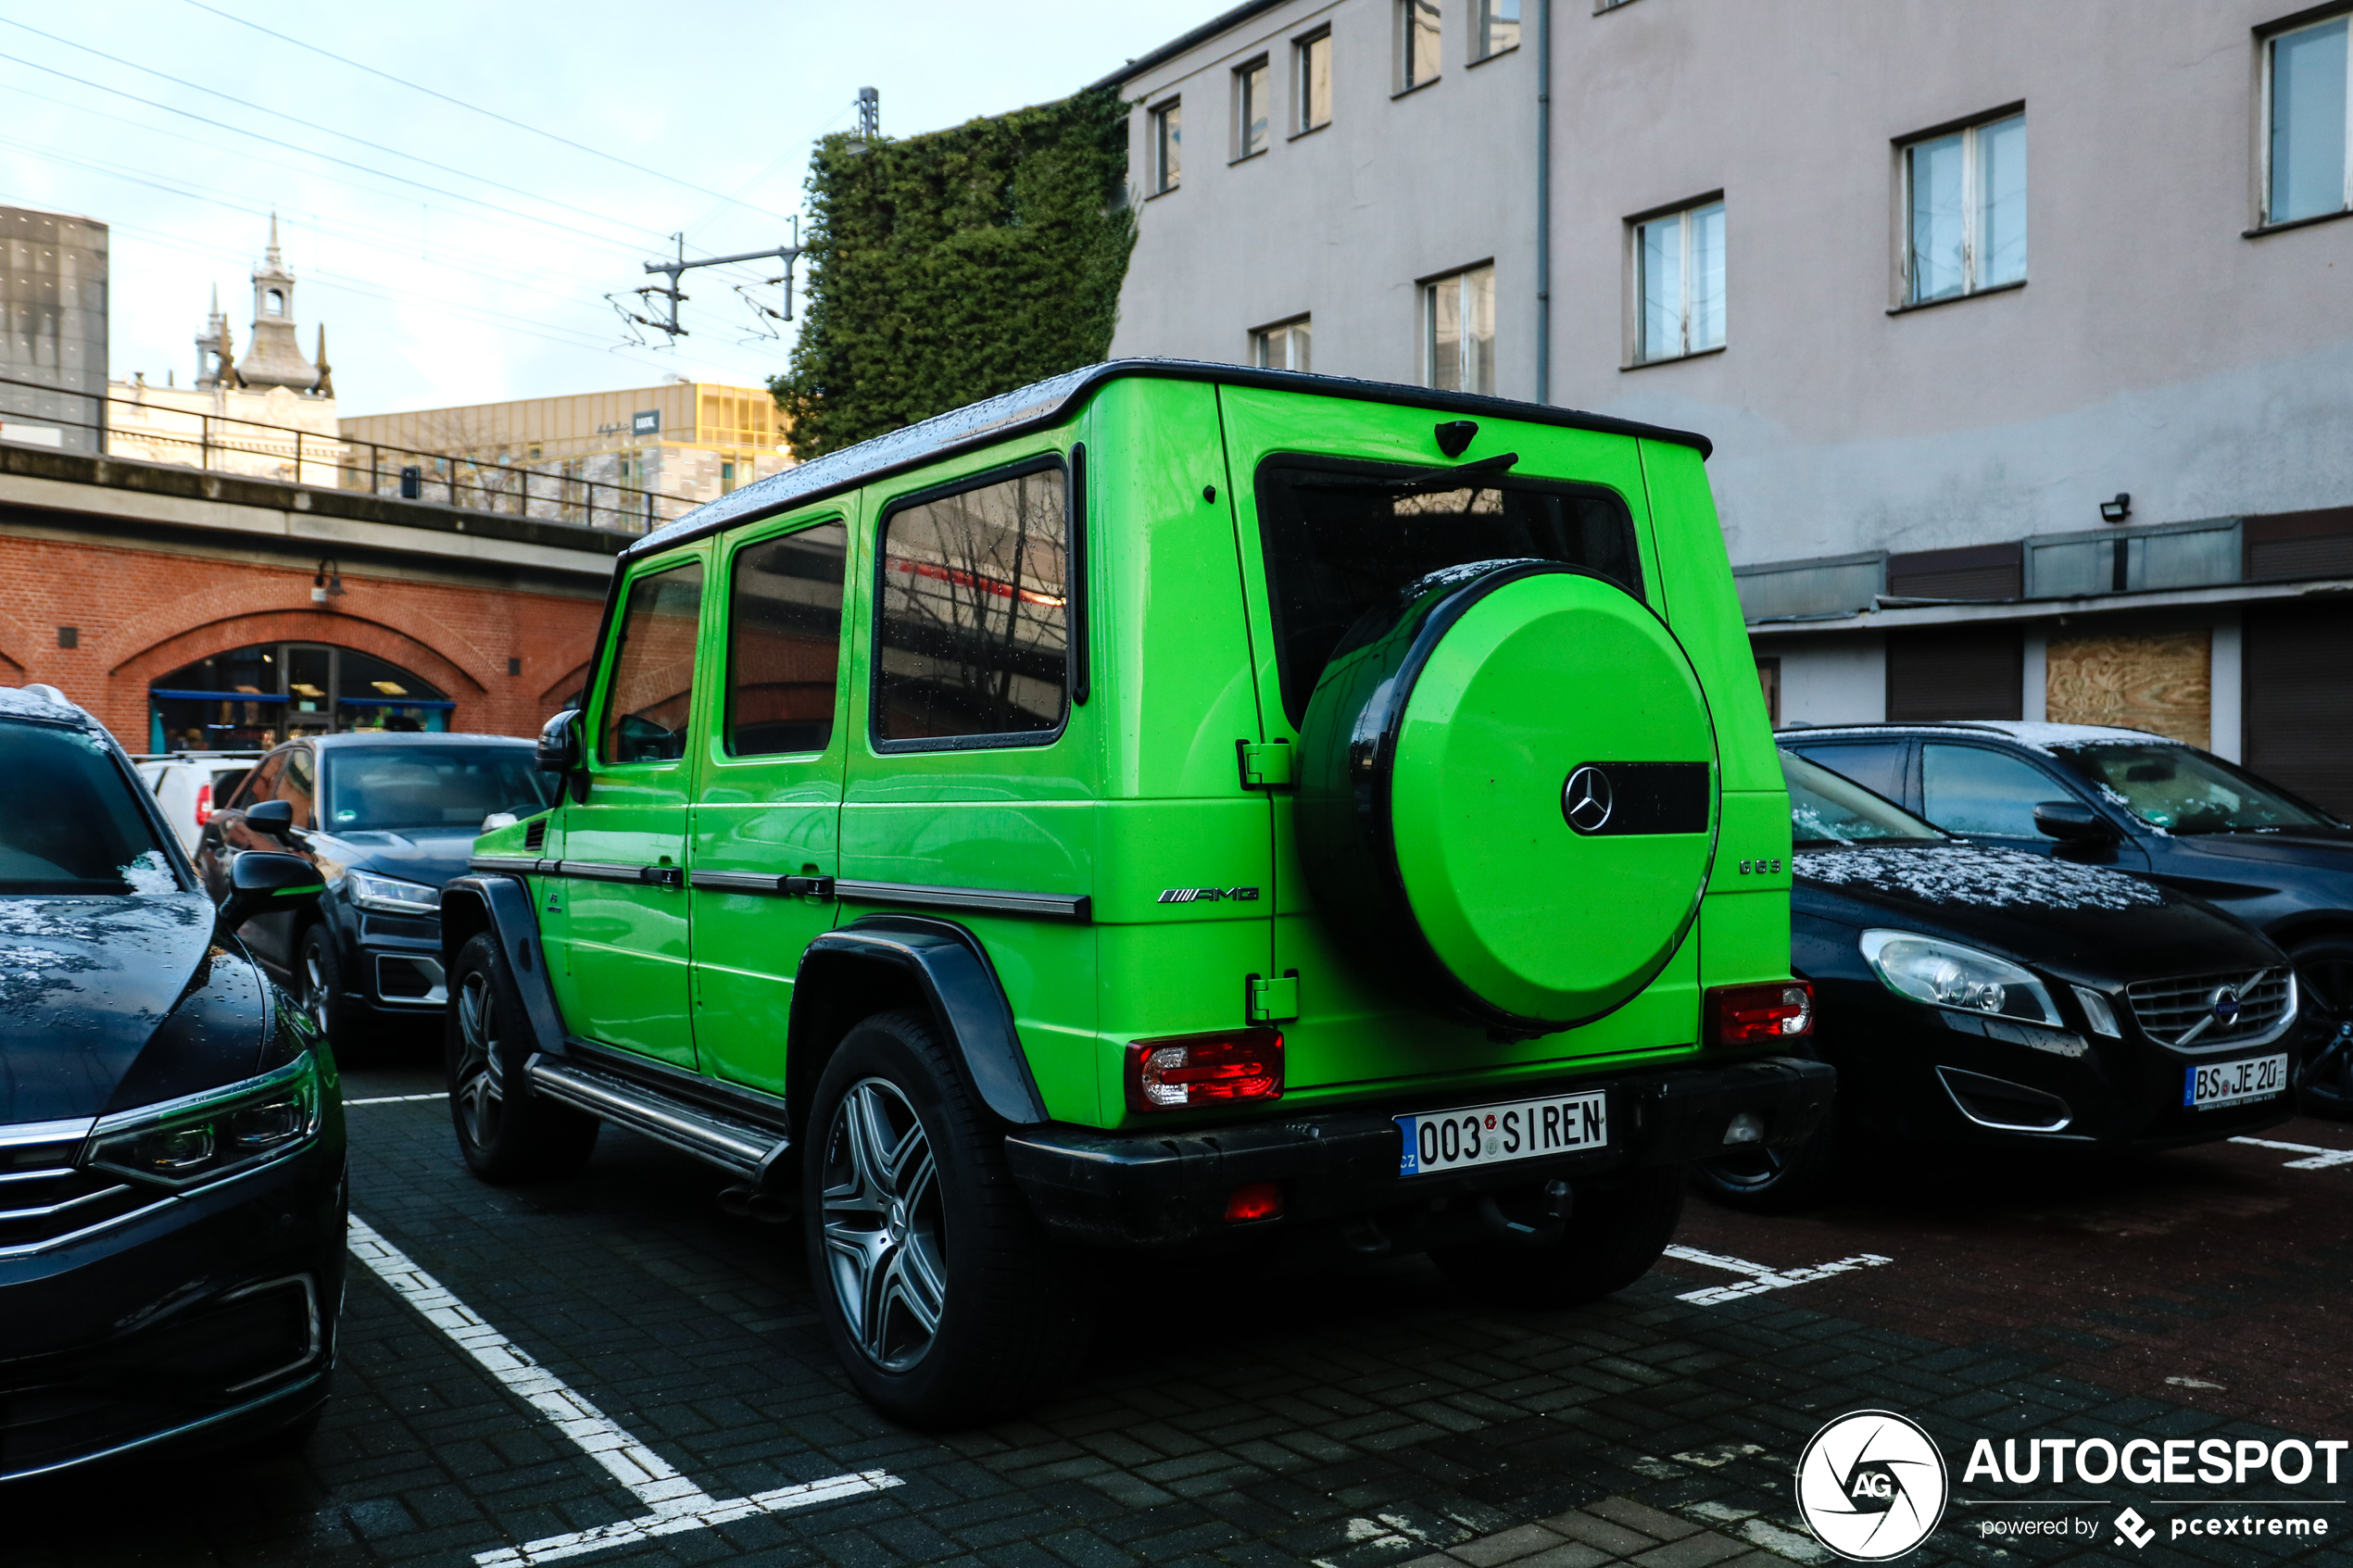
[85,1052,323,1189]
[345,869,442,915]
[1859,930,2058,1026]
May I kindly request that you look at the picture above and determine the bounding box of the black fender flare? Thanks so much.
[790,914,1049,1127]
[440,873,566,1058]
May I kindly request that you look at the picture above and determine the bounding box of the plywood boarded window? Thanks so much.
[2045,630,2208,746]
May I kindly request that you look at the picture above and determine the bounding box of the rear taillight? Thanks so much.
[194,784,214,826]
[1125,1029,1284,1112]
[1707,982,1814,1045]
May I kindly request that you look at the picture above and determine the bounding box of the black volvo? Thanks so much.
[0,684,343,1479]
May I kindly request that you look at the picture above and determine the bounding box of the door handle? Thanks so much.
[783,875,835,897]
[642,865,685,889]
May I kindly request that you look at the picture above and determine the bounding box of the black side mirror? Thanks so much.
[245,798,296,840]
[217,850,323,937]
[2033,800,2114,843]
[536,709,583,773]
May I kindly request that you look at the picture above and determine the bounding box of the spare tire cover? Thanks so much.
[1295,560,1718,1033]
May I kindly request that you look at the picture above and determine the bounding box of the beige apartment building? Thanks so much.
[340,380,792,533]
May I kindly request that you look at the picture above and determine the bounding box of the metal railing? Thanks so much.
[0,372,683,534]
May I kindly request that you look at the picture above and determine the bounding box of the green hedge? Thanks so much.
[772,85,1135,459]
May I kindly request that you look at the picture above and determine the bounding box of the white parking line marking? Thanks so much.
[344,1093,445,1105]
[346,1214,900,1566]
[2229,1135,2353,1170]
[1662,1243,1894,1305]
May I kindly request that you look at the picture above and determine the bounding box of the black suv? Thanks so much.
[1781,721,2352,1112]
[199,733,553,1049]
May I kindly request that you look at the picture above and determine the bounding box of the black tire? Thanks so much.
[445,932,599,1184]
[1688,1118,1842,1213]
[297,924,355,1052]
[1431,1164,1684,1308]
[803,1010,1093,1428]
[2290,934,2353,1120]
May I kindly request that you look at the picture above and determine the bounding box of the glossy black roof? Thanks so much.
[624,358,1713,564]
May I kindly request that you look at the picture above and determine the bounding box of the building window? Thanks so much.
[1903,112,2025,304]
[721,459,736,494]
[265,289,284,316]
[1235,56,1271,158]
[1425,265,1494,394]
[1635,199,1726,362]
[2266,14,2350,226]
[1253,317,1312,371]
[1296,28,1332,132]
[1399,0,1441,92]
[1477,0,1520,59]
[1150,99,1182,193]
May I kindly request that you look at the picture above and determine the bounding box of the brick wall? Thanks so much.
[0,531,606,747]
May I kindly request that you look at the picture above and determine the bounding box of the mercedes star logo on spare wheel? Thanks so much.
[1793,1410,1949,1562]
[1563,765,1614,834]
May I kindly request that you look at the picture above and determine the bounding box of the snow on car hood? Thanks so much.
[1793,847,2167,911]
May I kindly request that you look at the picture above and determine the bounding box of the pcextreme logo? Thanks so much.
[1794,1411,1951,1562]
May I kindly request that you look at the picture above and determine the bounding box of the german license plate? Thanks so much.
[1397,1090,1607,1177]
[2185,1054,2288,1110]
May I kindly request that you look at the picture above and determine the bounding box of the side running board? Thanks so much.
[526,1056,787,1183]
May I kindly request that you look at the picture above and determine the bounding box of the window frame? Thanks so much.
[1628,194,1728,366]
[1894,107,2028,308]
[1148,97,1182,194]
[1422,261,1497,395]
[1252,315,1313,371]
[2258,8,2353,232]
[1232,55,1272,161]
[592,553,709,770]
[1473,0,1521,62]
[1294,26,1333,134]
[868,450,1081,756]
[715,512,851,764]
[1396,0,1442,94]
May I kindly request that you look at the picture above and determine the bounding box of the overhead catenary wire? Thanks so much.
[0,19,686,249]
[180,0,800,227]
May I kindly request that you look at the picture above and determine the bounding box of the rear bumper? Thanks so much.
[1004,1053,1834,1248]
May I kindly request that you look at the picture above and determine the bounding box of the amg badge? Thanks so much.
[1157,886,1262,904]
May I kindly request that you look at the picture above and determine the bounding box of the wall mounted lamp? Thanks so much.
[2098,493,2132,524]
[312,558,346,602]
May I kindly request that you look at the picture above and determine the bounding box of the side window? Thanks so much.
[233,751,286,809]
[279,746,317,830]
[1921,744,2063,838]
[1792,741,1907,804]
[726,521,848,758]
[599,560,707,764]
[875,464,1069,746]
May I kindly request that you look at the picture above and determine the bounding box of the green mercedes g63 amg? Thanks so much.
[444,362,1829,1426]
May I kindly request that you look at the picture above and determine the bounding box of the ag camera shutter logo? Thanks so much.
[1795,1411,1950,1561]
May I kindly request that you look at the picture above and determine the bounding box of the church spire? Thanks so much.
[311,324,333,399]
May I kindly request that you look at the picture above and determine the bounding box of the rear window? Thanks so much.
[1,721,181,894]
[322,746,554,832]
[1255,457,1643,728]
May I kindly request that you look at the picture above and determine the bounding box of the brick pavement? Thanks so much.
[10,1061,2348,1568]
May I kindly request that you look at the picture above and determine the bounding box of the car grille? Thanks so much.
[0,1123,162,1256]
[2125,969,2295,1049]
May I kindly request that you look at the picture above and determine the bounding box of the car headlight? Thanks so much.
[1859,930,2059,1026]
[84,1052,323,1190]
[345,868,442,915]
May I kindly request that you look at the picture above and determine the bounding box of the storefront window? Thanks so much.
[148,642,451,750]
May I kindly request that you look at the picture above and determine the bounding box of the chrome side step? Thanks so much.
[526,1056,786,1181]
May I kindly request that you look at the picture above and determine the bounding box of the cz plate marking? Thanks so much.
[1397,1090,1607,1176]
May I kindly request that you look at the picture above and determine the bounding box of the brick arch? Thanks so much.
[539,658,593,709]
[116,609,485,709]
[99,571,497,693]
[0,608,34,676]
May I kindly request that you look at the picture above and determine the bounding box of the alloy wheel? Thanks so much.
[303,947,332,1037]
[820,1078,946,1373]
[452,970,505,1149]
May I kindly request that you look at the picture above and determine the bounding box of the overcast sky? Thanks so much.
[0,1,1216,416]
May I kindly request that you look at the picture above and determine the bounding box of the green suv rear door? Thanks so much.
[559,549,708,1070]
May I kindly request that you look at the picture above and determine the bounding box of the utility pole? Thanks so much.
[845,86,879,153]
[617,221,802,341]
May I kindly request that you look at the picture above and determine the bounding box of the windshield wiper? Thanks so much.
[1372,452,1520,500]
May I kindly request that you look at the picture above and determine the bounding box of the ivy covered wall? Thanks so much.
[771,86,1136,459]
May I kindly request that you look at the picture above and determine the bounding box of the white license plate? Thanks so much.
[2185,1054,2289,1110]
[1397,1090,1607,1177]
